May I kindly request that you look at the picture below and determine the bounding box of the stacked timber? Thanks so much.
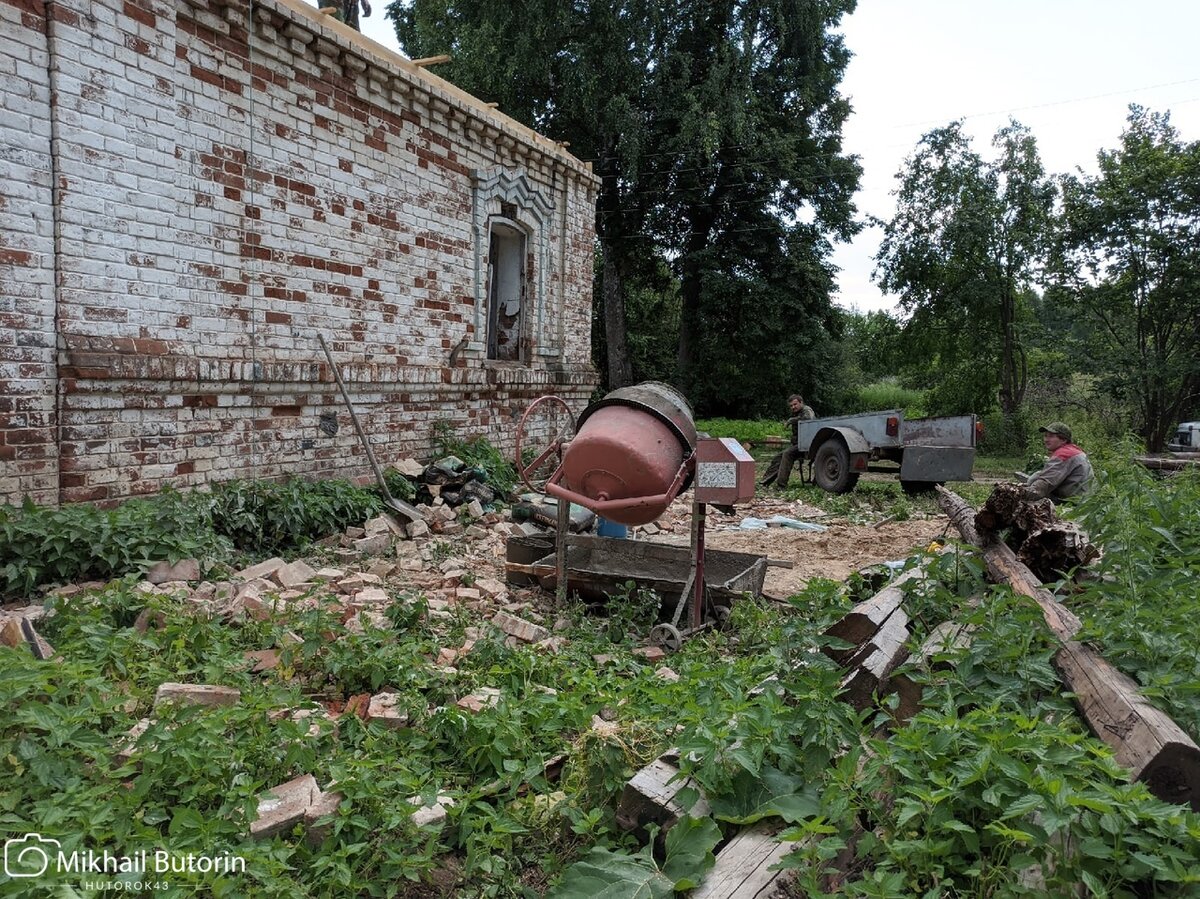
[821,564,932,709]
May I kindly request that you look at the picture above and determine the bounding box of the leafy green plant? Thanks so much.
[550,815,721,897]
[431,423,519,498]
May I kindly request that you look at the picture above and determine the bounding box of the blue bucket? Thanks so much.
[596,517,628,539]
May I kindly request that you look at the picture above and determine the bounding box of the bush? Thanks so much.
[0,477,385,599]
[0,490,230,599]
[846,380,927,417]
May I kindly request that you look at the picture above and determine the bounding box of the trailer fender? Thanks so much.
[811,426,871,458]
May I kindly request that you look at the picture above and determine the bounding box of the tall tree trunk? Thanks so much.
[601,239,633,389]
[677,207,715,396]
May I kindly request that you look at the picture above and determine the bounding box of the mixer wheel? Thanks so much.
[649,623,683,651]
[515,394,577,493]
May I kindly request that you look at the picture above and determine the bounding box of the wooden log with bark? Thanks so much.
[1135,454,1200,472]
[973,483,1098,582]
[937,486,1200,811]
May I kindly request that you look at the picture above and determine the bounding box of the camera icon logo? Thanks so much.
[4,833,61,878]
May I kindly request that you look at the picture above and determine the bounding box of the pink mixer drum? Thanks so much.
[546,382,697,527]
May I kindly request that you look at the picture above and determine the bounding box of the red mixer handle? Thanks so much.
[544,454,694,517]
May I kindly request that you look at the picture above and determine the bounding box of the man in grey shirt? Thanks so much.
[1023,421,1094,502]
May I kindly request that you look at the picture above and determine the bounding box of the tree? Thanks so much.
[388,0,860,409]
[1052,107,1200,451]
[875,120,1053,416]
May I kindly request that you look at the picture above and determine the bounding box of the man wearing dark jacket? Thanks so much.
[1023,421,1093,502]
[773,394,816,488]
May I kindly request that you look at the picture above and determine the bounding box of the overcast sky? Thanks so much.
[359,1,1200,315]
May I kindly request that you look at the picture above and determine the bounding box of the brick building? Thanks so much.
[0,0,599,507]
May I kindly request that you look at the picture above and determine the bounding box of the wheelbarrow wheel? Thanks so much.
[649,623,683,651]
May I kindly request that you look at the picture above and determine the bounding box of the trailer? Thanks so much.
[795,410,979,494]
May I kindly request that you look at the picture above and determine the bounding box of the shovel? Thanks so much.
[317,334,423,524]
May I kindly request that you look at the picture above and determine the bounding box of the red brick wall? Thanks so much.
[0,0,598,506]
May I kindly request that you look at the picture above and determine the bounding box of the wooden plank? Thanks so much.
[692,822,798,899]
[839,606,910,710]
[822,563,927,661]
[891,619,977,723]
[616,757,710,836]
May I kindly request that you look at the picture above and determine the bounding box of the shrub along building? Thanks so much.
[0,0,599,507]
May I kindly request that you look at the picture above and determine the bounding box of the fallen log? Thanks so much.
[1135,454,1200,472]
[937,487,1200,811]
[974,483,1097,581]
[936,487,1081,641]
[1054,641,1200,812]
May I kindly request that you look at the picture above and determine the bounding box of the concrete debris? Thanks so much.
[153,683,241,710]
[333,549,360,564]
[591,715,621,738]
[491,610,550,644]
[235,558,286,582]
[133,608,166,633]
[392,458,426,479]
[354,587,389,604]
[456,687,501,713]
[633,646,667,663]
[146,559,201,584]
[353,534,391,555]
[456,587,481,603]
[244,649,281,673]
[273,560,316,589]
[473,578,506,598]
[366,560,395,579]
[365,692,409,729]
[535,636,567,654]
[115,717,154,766]
[250,774,340,842]
[314,568,346,582]
[409,793,455,828]
[358,573,383,586]
[439,522,463,536]
[406,520,430,539]
[345,527,366,539]
[465,500,484,519]
[304,788,343,845]
[655,667,680,682]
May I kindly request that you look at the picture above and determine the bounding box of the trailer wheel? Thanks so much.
[900,480,941,496]
[812,439,859,494]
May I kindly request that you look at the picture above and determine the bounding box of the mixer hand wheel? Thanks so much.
[515,395,577,493]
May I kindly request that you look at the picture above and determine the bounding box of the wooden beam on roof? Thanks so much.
[411,54,451,67]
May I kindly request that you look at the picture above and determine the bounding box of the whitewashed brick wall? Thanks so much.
[0,0,599,506]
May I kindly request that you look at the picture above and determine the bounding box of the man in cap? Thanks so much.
[1022,421,1093,502]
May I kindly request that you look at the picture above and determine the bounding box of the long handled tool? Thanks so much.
[317,334,423,524]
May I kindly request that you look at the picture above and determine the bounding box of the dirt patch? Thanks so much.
[634,495,951,599]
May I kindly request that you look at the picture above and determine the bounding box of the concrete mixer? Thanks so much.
[513,382,762,646]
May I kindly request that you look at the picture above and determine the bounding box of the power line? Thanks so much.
[894,77,1200,130]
